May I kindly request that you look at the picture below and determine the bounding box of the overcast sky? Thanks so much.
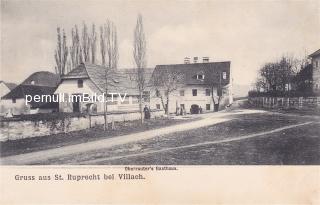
[1,0,319,85]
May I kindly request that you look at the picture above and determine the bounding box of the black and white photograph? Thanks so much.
[1,1,320,204]
[0,0,319,166]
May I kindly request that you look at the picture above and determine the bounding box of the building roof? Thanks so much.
[21,71,60,87]
[2,84,57,99]
[2,84,57,108]
[62,63,154,95]
[151,61,231,86]
[61,64,89,79]
[309,49,320,58]
[2,71,59,108]
[0,81,17,90]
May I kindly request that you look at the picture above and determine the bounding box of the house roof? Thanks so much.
[2,84,57,99]
[61,64,89,79]
[21,71,60,87]
[2,71,59,108]
[0,81,17,90]
[151,61,231,86]
[62,63,154,95]
[2,84,57,108]
[309,49,320,58]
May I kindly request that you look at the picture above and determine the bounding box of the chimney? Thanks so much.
[193,57,198,63]
[184,57,190,64]
[203,57,209,63]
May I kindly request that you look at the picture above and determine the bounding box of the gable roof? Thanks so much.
[2,71,59,107]
[62,63,154,95]
[0,81,17,90]
[61,64,89,79]
[151,61,231,86]
[21,71,60,87]
[1,84,57,108]
[309,49,320,58]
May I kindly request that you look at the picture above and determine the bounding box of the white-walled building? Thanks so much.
[54,63,153,113]
[149,60,233,114]
[1,72,60,115]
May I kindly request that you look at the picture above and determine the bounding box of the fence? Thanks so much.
[248,96,320,109]
[0,110,164,142]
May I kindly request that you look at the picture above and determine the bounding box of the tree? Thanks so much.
[293,64,313,95]
[90,24,97,64]
[205,71,227,111]
[151,69,184,116]
[81,22,91,63]
[254,54,307,95]
[70,25,81,68]
[133,14,147,123]
[54,27,68,77]
[105,20,119,69]
[102,68,120,130]
[99,20,119,130]
[100,25,106,66]
[254,76,267,92]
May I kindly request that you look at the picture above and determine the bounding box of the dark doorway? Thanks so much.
[190,104,199,114]
[72,94,81,112]
[73,101,80,112]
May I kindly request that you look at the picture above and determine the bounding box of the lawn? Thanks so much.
[33,112,319,165]
[108,123,320,165]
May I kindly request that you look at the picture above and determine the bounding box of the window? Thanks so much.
[206,104,210,110]
[180,90,185,96]
[316,84,319,90]
[12,98,16,103]
[77,79,83,88]
[143,91,150,102]
[196,74,204,80]
[31,80,35,85]
[316,61,319,68]
[205,89,210,96]
[156,104,161,109]
[192,89,197,96]
[222,72,227,80]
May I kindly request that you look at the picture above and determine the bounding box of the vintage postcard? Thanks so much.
[0,0,319,204]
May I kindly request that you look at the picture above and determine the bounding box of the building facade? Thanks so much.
[149,60,233,114]
[54,63,153,113]
[309,49,320,94]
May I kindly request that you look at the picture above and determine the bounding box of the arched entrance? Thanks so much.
[190,104,199,114]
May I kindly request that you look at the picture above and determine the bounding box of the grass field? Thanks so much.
[32,112,320,165]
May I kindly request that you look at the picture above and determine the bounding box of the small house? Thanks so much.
[1,71,60,115]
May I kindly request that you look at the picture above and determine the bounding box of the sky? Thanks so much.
[1,0,320,86]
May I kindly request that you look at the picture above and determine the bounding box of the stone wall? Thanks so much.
[0,110,164,142]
